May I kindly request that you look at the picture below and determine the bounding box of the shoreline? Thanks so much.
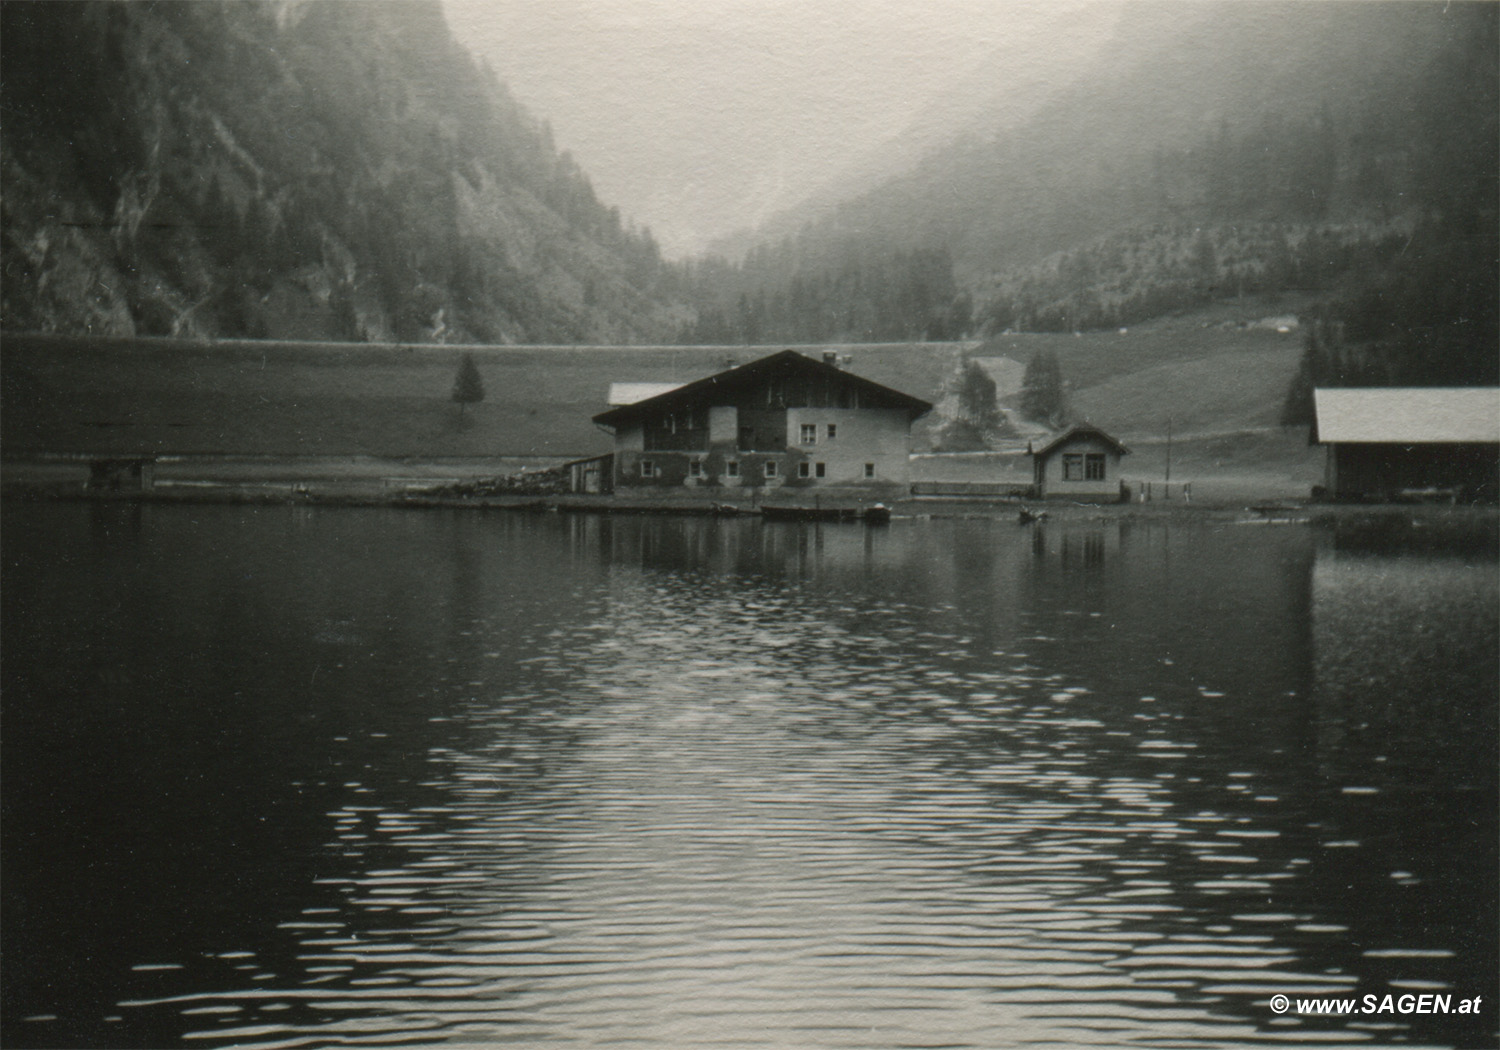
[5,476,1496,535]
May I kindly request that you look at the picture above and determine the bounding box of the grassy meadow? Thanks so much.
[1,335,963,460]
[3,297,1319,499]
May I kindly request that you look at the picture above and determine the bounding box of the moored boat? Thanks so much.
[761,503,890,524]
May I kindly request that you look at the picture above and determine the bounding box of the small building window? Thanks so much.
[797,462,811,478]
[1085,453,1106,480]
[1062,453,1084,480]
[864,463,876,478]
[688,458,703,478]
[641,460,656,478]
[800,424,817,445]
[826,423,837,440]
[726,460,739,478]
[815,462,826,478]
[765,461,778,478]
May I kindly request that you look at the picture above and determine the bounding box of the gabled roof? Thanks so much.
[607,382,683,406]
[1031,423,1131,458]
[592,349,933,428]
[1314,388,1500,444]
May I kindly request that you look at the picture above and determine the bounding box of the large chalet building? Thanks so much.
[591,350,933,493]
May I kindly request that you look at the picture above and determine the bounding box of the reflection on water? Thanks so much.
[3,506,1495,1048]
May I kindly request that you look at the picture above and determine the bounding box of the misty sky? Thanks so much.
[441,0,1121,258]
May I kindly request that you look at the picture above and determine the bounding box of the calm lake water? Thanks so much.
[3,504,1495,1049]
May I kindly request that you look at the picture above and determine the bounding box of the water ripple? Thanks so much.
[5,510,1492,1048]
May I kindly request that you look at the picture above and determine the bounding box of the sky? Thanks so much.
[440,0,1120,258]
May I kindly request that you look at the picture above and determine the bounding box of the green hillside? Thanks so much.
[6,295,1310,464]
[981,294,1309,434]
[1,335,960,459]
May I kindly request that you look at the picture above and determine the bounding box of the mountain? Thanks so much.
[684,1,1496,382]
[743,2,1467,279]
[706,1,1124,262]
[1,0,685,344]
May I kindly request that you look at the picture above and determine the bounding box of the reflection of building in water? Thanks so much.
[1310,545,1498,781]
[568,512,909,584]
[1020,522,1317,709]
[1028,525,1118,568]
[1061,529,1107,569]
[87,456,155,492]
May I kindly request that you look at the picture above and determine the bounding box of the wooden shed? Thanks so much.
[1313,388,1499,502]
[1030,424,1130,502]
[565,453,614,495]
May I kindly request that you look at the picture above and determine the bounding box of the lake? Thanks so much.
[3,503,1495,1049]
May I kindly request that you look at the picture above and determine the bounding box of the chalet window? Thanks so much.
[815,462,826,478]
[797,462,811,478]
[640,460,656,478]
[765,461,778,478]
[864,463,876,478]
[826,424,837,440]
[645,407,707,452]
[738,409,787,453]
[1062,453,1084,480]
[688,459,703,478]
[726,460,740,478]
[800,424,817,445]
[1085,453,1106,480]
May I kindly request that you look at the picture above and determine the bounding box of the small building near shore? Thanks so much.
[87,456,155,492]
[591,349,933,492]
[564,453,615,495]
[1312,388,1500,502]
[1029,424,1130,501]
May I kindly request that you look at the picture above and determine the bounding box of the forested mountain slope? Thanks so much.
[1,1,683,344]
[682,0,1497,390]
[801,2,1460,277]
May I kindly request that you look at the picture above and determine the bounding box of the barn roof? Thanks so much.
[1031,423,1131,458]
[607,382,683,406]
[1314,388,1500,444]
[592,349,932,428]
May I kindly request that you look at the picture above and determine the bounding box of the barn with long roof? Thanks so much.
[1313,388,1500,502]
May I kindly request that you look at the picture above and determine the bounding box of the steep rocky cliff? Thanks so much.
[1,0,685,344]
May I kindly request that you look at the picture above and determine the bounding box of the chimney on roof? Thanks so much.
[822,350,840,368]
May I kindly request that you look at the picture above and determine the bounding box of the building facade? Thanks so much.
[592,350,932,492]
[1030,424,1130,501]
[1313,388,1500,502]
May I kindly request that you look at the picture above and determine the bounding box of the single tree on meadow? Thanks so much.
[1019,350,1067,426]
[452,352,485,417]
[936,356,1011,450]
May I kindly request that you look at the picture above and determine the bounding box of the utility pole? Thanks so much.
[1165,416,1173,484]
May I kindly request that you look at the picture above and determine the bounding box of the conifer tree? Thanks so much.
[936,357,1008,451]
[451,352,484,416]
[1019,351,1067,425]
